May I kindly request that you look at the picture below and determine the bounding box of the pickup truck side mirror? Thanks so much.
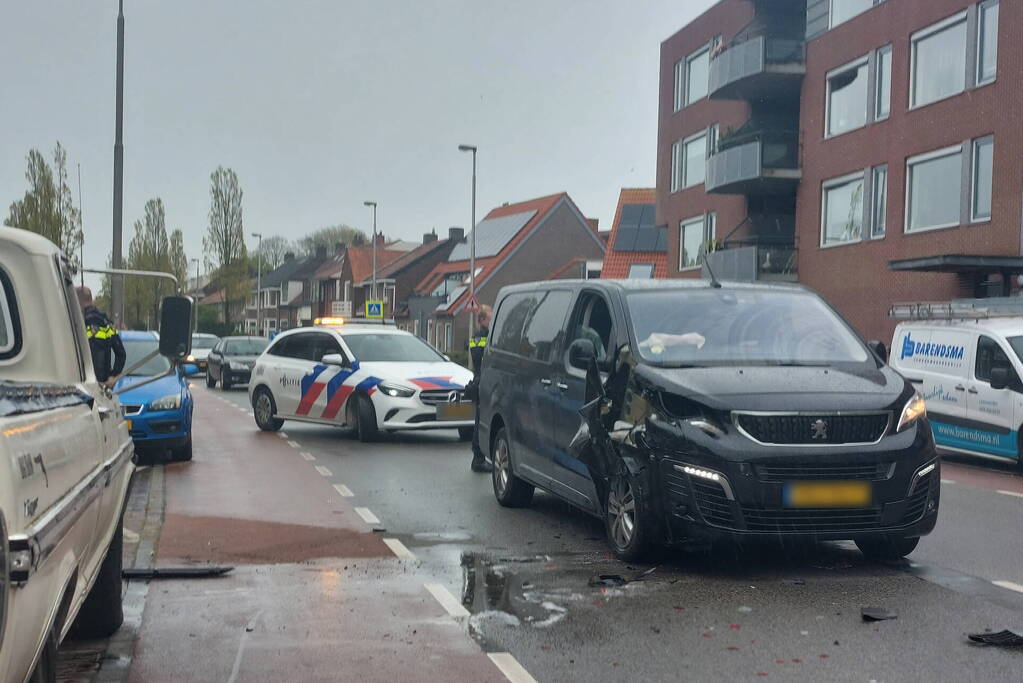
[989,365,1011,391]
[321,353,349,367]
[867,340,887,364]
[568,338,597,370]
[159,296,194,359]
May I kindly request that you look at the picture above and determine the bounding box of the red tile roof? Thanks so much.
[345,245,405,283]
[600,188,667,279]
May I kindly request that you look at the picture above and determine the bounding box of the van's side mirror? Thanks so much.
[321,353,348,367]
[159,296,193,359]
[568,339,596,370]
[990,365,1011,390]
[867,340,887,364]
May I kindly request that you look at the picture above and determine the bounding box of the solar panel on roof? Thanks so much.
[614,226,639,251]
[654,226,668,252]
[619,204,644,228]
[633,225,659,251]
[448,210,537,261]
[638,204,656,228]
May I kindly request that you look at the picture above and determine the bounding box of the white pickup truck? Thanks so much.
[0,228,191,682]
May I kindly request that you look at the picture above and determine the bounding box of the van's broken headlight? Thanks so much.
[896,394,926,432]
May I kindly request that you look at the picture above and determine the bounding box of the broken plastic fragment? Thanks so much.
[967,630,1023,647]
[588,574,627,588]
[861,606,898,622]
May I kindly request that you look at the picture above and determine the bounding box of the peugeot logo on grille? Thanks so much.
[447,391,461,403]
[810,419,828,440]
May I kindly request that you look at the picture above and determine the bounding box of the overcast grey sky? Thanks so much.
[2,1,712,290]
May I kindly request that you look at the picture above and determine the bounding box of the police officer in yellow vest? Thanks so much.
[468,305,493,472]
[77,286,126,388]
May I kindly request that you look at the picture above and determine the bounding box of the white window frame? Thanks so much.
[682,130,708,189]
[870,165,888,239]
[444,323,452,352]
[343,281,351,302]
[679,214,713,272]
[820,170,867,248]
[875,45,892,120]
[670,139,683,193]
[413,319,421,337]
[904,143,964,234]
[673,58,685,112]
[977,0,999,86]
[909,10,969,110]
[627,263,655,279]
[684,44,711,107]
[708,123,720,156]
[825,55,870,139]
[829,0,883,30]
[971,136,994,223]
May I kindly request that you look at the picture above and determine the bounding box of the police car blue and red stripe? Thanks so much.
[248,319,474,441]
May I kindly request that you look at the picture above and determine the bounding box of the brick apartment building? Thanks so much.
[658,0,1021,341]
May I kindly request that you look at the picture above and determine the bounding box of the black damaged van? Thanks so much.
[477,280,939,561]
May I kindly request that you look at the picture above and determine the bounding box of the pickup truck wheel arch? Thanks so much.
[68,521,124,639]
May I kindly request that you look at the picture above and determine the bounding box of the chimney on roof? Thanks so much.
[423,229,438,244]
[315,245,327,259]
[586,218,599,233]
[334,242,345,254]
[284,252,295,262]
[502,202,510,207]
[447,227,464,242]
[375,234,386,247]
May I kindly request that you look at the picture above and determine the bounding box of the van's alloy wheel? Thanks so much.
[607,477,636,549]
[491,427,534,507]
[604,471,653,562]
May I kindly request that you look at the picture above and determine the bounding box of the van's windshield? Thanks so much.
[627,289,869,367]
[1008,336,1023,365]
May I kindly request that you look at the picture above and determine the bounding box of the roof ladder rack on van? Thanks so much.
[890,297,1023,321]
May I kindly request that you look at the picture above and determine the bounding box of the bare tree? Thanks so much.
[256,235,295,270]
[299,224,368,256]
[203,167,248,325]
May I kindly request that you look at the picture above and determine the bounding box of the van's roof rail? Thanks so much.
[890,297,1023,320]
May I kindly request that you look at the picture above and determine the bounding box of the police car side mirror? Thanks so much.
[159,296,193,359]
[321,353,348,367]
[568,339,597,370]
[867,340,887,364]
[990,365,1011,391]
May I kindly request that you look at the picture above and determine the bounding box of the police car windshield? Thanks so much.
[627,290,869,366]
[1008,337,1023,365]
[123,339,172,375]
[341,333,445,363]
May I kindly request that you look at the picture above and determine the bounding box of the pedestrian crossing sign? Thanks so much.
[366,301,384,319]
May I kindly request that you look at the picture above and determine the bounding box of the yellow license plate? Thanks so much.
[784,481,871,508]
[436,403,475,421]
[125,419,132,430]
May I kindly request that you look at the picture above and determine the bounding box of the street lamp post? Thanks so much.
[363,201,378,303]
[251,232,263,336]
[458,144,478,345]
[111,0,126,324]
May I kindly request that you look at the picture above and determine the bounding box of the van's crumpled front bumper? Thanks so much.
[640,416,940,544]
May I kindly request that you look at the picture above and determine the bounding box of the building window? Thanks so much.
[875,45,892,119]
[686,46,710,105]
[830,0,878,29]
[670,140,683,193]
[911,12,968,108]
[413,319,421,337]
[978,1,999,85]
[708,123,719,156]
[870,165,888,238]
[906,145,963,232]
[821,172,864,246]
[427,319,435,346]
[673,59,685,111]
[972,136,994,222]
[627,264,655,279]
[679,214,714,271]
[683,132,707,188]
[444,323,452,352]
[826,58,869,137]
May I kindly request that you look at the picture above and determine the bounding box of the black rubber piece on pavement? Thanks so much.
[123,566,234,580]
[861,606,898,621]
[967,630,1023,647]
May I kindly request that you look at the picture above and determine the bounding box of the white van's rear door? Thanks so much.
[892,326,973,446]
[964,334,1020,460]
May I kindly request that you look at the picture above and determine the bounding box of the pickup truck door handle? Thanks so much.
[98,406,113,420]
[555,382,569,391]
[539,378,552,386]
[967,387,979,394]
[954,384,966,391]
[906,378,923,385]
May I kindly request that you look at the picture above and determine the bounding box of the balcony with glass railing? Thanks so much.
[706,122,800,195]
[708,34,805,102]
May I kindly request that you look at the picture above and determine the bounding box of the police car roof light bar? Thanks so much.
[890,298,1023,321]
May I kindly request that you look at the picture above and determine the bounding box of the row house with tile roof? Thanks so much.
[399,192,606,354]
[314,236,406,320]
[599,188,669,279]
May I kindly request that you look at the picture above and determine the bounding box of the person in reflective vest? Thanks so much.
[77,286,126,387]
[467,305,492,472]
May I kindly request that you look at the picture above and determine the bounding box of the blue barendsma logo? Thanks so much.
[900,333,965,361]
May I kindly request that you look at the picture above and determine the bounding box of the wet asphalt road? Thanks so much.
[205,383,1023,681]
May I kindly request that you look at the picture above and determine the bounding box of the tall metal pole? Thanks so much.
[364,201,378,303]
[252,233,262,335]
[77,163,84,286]
[111,0,125,324]
[458,145,478,341]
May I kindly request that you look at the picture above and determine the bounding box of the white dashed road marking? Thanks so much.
[301,452,316,461]
[424,583,469,618]
[996,490,1023,499]
[382,538,416,560]
[278,432,289,439]
[354,507,380,525]
[287,440,301,449]
[487,653,538,683]
[992,580,1023,594]
[940,479,955,485]
[314,465,333,477]
[333,484,353,497]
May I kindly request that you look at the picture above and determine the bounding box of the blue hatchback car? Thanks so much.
[115,330,195,461]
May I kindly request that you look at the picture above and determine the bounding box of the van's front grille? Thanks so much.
[740,506,884,532]
[755,461,893,482]
[691,480,736,528]
[735,412,890,445]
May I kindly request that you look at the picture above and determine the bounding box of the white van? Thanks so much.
[890,301,1023,465]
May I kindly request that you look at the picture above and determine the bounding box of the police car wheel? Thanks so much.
[349,394,378,442]
[253,388,284,432]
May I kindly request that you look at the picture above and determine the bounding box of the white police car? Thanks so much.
[248,318,475,441]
